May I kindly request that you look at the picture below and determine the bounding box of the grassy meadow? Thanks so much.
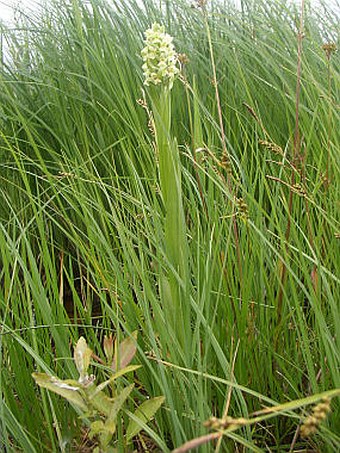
[0,0,339,451]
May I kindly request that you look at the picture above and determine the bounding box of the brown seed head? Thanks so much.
[259,139,283,156]
[196,0,208,8]
[300,397,332,438]
[177,53,189,65]
[322,42,337,59]
[204,415,247,430]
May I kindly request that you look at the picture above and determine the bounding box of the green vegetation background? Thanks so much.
[0,0,339,451]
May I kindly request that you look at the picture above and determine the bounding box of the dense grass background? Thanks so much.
[0,0,339,451]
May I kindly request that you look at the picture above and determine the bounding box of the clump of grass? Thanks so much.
[0,0,339,451]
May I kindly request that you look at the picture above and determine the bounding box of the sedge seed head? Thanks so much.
[300,398,332,438]
[322,42,337,59]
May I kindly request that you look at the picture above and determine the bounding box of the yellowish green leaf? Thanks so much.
[32,373,87,411]
[89,420,105,438]
[126,396,165,441]
[106,383,135,432]
[92,365,141,396]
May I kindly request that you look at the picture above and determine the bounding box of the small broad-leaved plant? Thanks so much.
[33,332,164,452]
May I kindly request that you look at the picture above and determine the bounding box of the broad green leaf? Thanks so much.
[89,390,114,417]
[112,331,138,372]
[126,396,165,441]
[32,373,87,411]
[106,383,135,432]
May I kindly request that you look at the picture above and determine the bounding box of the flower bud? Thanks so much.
[74,337,92,384]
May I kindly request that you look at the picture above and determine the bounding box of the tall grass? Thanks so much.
[0,0,339,451]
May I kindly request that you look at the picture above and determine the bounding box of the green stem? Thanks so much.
[152,87,190,358]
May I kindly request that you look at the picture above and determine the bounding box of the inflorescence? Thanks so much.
[141,23,179,89]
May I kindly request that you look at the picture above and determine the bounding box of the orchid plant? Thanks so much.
[141,24,190,357]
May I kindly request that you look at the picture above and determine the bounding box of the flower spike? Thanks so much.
[141,23,179,89]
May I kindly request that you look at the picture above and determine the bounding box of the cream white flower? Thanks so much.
[141,23,179,89]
